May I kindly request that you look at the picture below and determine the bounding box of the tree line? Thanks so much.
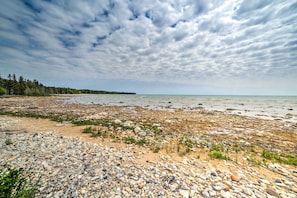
[0,74,135,96]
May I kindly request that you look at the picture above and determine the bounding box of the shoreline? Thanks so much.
[64,94,297,123]
[1,95,297,197]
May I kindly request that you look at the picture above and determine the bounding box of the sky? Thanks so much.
[0,0,297,95]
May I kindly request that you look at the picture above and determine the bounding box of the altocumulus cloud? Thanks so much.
[0,0,297,95]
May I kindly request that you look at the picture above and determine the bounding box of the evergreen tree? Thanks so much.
[7,74,13,95]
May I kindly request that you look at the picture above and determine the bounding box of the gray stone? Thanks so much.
[134,127,141,133]
[114,119,122,124]
[42,161,49,170]
[212,182,224,191]
[138,131,147,137]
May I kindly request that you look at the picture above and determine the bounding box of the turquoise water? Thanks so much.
[65,95,297,123]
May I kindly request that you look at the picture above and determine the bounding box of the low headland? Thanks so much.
[1,95,297,197]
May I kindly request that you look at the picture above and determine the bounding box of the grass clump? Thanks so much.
[209,151,230,160]
[136,138,147,146]
[123,136,137,144]
[247,156,262,166]
[90,128,108,138]
[177,137,194,156]
[139,123,162,135]
[82,127,109,138]
[0,166,38,198]
[210,144,225,152]
[150,144,161,153]
[123,136,147,146]
[262,150,297,165]
[72,120,98,126]
[82,127,93,133]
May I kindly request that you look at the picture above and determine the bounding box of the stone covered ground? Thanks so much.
[0,95,297,197]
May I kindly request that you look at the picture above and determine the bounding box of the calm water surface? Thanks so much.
[65,95,297,123]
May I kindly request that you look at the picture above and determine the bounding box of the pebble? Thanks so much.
[212,182,224,191]
[1,117,297,197]
[220,190,231,198]
[138,131,147,137]
[134,126,141,133]
[266,187,280,198]
[231,174,240,182]
[179,190,189,198]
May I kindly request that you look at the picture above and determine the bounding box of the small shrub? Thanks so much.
[139,124,162,135]
[262,150,275,160]
[82,127,92,133]
[280,153,297,165]
[176,137,194,156]
[123,136,137,144]
[0,166,38,198]
[123,137,147,147]
[136,138,147,146]
[150,144,161,153]
[210,151,230,160]
[247,156,262,166]
[262,150,297,165]
[91,128,108,138]
[210,144,225,152]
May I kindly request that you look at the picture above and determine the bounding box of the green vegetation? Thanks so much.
[0,111,64,123]
[123,136,147,146]
[82,127,93,133]
[0,87,6,96]
[90,128,108,138]
[232,141,242,153]
[82,127,109,138]
[262,150,297,165]
[247,155,262,166]
[73,119,135,131]
[0,73,135,96]
[210,143,225,152]
[0,166,38,198]
[72,120,98,126]
[178,137,194,155]
[209,151,230,160]
[150,144,161,153]
[139,123,162,135]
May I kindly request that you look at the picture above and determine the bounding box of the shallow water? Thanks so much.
[64,94,297,123]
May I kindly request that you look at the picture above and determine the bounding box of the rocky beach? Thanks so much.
[1,95,297,197]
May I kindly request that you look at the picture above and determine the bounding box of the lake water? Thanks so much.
[64,94,297,123]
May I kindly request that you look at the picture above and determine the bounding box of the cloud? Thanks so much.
[0,0,296,94]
